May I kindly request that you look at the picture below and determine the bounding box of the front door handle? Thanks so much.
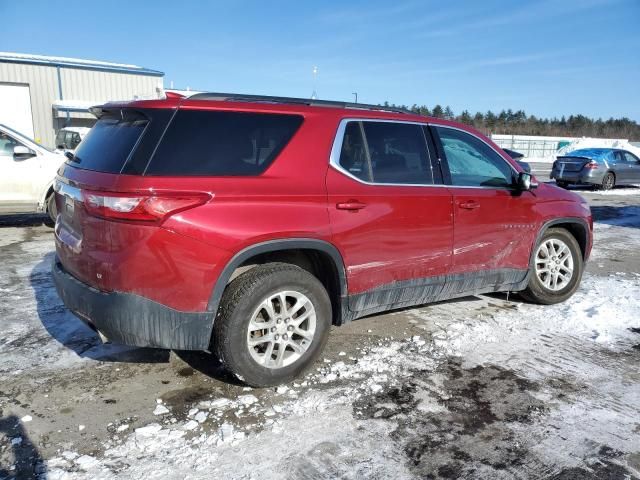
[336,200,367,211]
[458,200,480,210]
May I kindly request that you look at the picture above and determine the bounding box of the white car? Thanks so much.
[54,126,90,153]
[0,124,65,223]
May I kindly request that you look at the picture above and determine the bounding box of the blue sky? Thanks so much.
[2,0,639,120]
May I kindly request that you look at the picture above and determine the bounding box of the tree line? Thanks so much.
[381,102,640,140]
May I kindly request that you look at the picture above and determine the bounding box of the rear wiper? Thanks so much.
[64,151,80,163]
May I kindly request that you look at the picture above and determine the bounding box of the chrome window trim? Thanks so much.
[329,118,520,190]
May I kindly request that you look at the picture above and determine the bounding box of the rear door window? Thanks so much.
[72,112,148,173]
[146,110,303,176]
[623,151,639,164]
[363,122,433,184]
[435,126,514,188]
[336,121,433,185]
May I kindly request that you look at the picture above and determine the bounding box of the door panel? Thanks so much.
[432,125,536,288]
[0,133,41,210]
[449,187,537,273]
[327,119,453,310]
[622,152,640,182]
[327,167,453,299]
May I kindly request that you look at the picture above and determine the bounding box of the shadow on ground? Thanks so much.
[0,214,52,228]
[591,205,640,229]
[30,252,170,364]
[0,415,46,479]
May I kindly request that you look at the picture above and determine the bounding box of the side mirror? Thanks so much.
[13,145,35,159]
[517,172,538,191]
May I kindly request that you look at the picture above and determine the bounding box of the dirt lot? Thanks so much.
[1,180,639,479]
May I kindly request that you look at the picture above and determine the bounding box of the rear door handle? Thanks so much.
[458,200,480,210]
[336,201,367,211]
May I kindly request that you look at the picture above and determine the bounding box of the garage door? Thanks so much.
[0,83,35,139]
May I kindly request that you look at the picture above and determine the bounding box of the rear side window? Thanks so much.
[436,126,514,188]
[72,112,148,173]
[337,121,433,184]
[146,110,303,176]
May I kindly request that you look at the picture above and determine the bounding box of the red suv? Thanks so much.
[52,93,592,386]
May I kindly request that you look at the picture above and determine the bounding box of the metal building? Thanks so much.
[0,52,164,148]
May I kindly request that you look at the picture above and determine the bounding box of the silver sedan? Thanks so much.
[550,148,640,190]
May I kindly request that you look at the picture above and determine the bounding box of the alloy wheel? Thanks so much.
[246,290,316,369]
[535,238,574,291]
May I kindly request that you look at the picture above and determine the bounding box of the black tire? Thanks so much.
[212,262,332,387]
[555,180,569,189]
[520,228,583,305]
[45,193,57,227]
[599,172,615,191]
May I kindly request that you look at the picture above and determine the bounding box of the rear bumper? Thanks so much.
[550,168,605,185]
[52,257,213,350]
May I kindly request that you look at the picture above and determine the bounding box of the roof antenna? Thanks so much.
[311,66,318,100]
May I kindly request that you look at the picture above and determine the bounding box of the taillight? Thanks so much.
[584,161,599,170]
[82,191,211,223]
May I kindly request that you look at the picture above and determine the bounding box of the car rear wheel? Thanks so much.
[599,172,615,191]
[520,228,583,305]
[213,263,331,387]
[555,180,569,189]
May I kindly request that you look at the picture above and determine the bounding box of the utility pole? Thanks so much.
[352,92,358,103]
[311,66,318,99]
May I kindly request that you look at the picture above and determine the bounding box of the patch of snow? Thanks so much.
[153,405,169,416]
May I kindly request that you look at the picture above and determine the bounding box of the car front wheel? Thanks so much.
[520,228,583,305]
[213,263,332,387]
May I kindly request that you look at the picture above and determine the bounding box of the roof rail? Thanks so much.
[186,92,415,115]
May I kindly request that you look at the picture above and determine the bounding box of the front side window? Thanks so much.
[436,126,514,188]
[337,121,433,184]
[0,132,22,156]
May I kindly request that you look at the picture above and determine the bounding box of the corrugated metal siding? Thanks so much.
[1,61,163,148]
[0,62,58,147]
[60,69,162,104]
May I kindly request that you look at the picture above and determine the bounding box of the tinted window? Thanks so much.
[363,122,432,184]
[338,122,371,181]
[337,121,433,184]
[146,110,303,176]
[72,112,148,173]
[623,152,639,164]
[436,127,514,187]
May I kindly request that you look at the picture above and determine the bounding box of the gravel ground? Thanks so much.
[1,178,639,479]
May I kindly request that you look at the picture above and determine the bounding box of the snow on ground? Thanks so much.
[44,273,640,479]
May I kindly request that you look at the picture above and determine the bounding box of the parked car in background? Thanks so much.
[503,148,531,173]
[55,126,90,153]
[551,148,640,190]
[52,93,592,386]
[0,123,64,222]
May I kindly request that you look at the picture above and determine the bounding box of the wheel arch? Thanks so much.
[534,218,591,262]
[40,182,55,212]
[207,239,348,326]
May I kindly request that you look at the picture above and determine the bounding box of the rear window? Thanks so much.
[145,110,303,176]
[72,111,148,173]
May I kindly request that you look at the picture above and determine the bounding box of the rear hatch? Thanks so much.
[555,156,592,173]
[54,107,170,291]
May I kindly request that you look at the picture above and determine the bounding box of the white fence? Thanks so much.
[491,134,628,159]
